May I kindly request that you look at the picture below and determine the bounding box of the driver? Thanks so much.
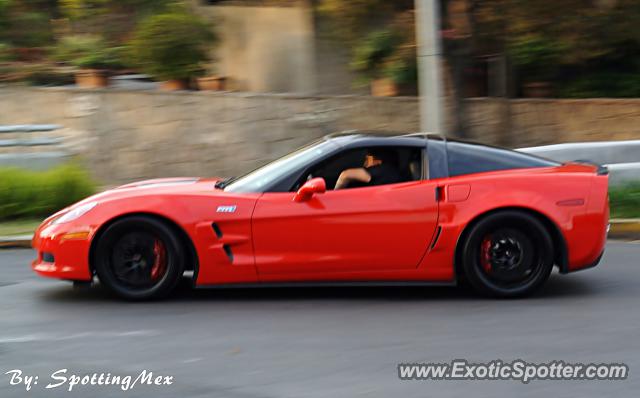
[334,148,402,190]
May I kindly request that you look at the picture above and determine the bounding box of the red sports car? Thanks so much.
[32,132,609,300]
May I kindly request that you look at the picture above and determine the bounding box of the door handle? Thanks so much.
[435,186,444,202]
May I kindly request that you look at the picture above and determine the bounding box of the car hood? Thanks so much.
[41,177,233,226]
[116,177,211,190]
[75,177,226,206]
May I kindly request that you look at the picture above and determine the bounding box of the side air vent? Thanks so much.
[223,244,234,263]
[212,222,223,238]
[430,226,442,250]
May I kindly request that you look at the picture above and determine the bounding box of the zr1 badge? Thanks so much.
[216,205,237,213]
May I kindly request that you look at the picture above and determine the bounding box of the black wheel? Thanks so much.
[94,216,185,300]
[460,211,554,298]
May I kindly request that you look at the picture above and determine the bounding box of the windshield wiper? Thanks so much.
[214,177,235,190]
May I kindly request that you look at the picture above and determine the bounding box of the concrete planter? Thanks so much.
[75,69,109,89]
[159,79,189,91]
[371,78,399,97]
[197,76,227,91]
[370,78,417,97]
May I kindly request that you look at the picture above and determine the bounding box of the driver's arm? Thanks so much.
[335,168,371,190]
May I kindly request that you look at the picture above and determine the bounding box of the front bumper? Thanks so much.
[31,223,94,281]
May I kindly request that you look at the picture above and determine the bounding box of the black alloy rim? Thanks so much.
[110,232,168,289]
[479,229,539,287]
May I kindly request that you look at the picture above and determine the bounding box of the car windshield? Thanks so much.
[224,140,338,193]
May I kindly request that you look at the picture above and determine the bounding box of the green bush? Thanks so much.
[350,25,417,87]
[4,10,53,48]
[0,42,11,62]
[351,29,401,85]
[54,35,125,69]
[508,35,564,82]
[129,10,215,81]
[382,45,417,86]
[558,73,640,98]
[22,64,76,86]
[0,0,9,31]
[609,184,640,219]
[0,62,76,86]
[0,164,97,221]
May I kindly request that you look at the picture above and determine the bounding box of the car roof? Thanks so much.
[323,130,441,148]
[324,130,535,150]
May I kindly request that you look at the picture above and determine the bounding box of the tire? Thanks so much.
[460,211,554,298]
[94,216,185,300]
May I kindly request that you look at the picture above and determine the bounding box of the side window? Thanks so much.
[291,146,423,191]
[311,149,367,190]
[447,141,559,177]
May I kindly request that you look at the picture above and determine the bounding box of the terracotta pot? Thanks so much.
[197,76,227,91]
[371,78,399,97]
[75,69,109,88]
[370,78,417,97]
[159,79,189,91]
[523,82,553,98]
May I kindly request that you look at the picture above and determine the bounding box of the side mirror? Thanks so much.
[294,177,326,202]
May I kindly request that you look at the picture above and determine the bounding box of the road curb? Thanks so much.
[0,235,33,249]
[609,219,640,241]
[1,219,639,249]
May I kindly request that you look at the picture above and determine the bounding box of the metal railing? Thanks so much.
[518,140,640,186]
[0,124,68,170]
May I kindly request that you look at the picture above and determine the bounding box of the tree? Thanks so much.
[60,0,173,41]
[0,1,56,56]
[479,0,640,100]
[316,0,397,44]
[0,0,11,41]
[318,0,640,136]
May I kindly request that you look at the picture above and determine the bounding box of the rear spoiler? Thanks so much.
[572,159,609,176]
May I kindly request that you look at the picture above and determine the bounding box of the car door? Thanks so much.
[251,180,440,277]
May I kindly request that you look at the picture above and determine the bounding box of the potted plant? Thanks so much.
[130,10,215,91]
[379,45,418,96]
[54,35,122,88]
[351,28,417,96]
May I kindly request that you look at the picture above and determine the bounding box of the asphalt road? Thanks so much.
[1,242,639,398]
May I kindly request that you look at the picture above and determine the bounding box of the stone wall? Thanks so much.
[465,98,640,147]
[1,87,639,184]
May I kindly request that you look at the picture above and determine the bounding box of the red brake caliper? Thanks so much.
[151,240,167,281]
[480,236,492,273]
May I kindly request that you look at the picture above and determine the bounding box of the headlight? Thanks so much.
[52,202,98,225]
